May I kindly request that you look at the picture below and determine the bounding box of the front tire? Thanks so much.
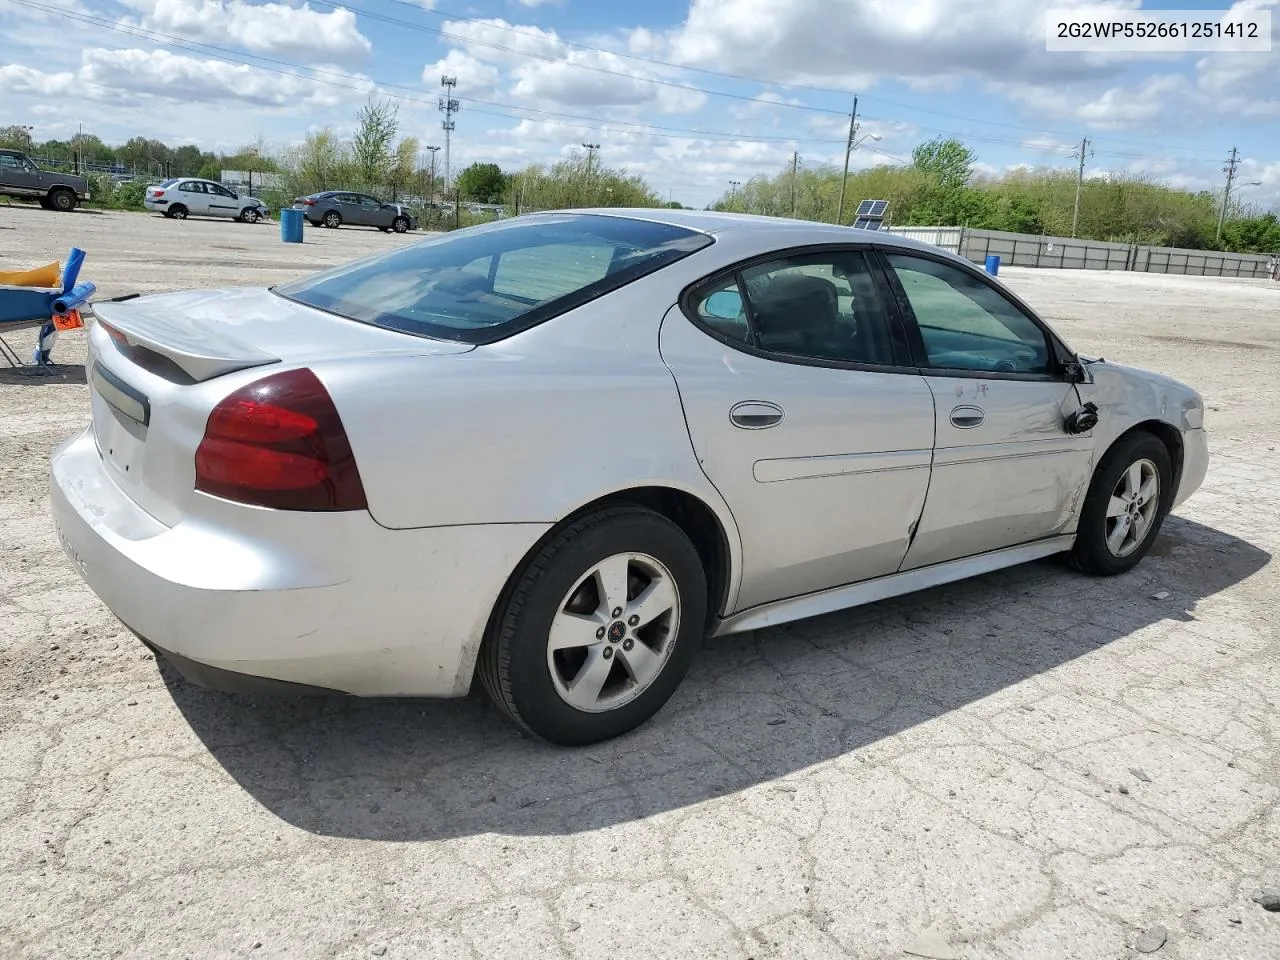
[391,216,410,233]
[323,211,341,228]
[1070,431,1173,576]
[48,188,76,212]
[480,506,707,746]
[239,207,260,223]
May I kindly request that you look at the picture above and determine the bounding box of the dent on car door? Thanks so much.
[660,247,936,611]
[881,251,1095,570]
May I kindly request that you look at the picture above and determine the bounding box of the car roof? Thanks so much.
[548,208,942,254]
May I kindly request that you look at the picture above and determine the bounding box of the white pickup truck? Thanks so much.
[0,149,91,211]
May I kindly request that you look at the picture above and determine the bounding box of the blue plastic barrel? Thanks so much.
[984,254,1001,276]
[280,208,304,244]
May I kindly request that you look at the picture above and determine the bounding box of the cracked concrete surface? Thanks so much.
[2,209,1278,959]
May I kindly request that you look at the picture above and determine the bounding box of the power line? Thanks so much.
[5,0,1228,171]
[2,0,839,146]
[367,0,1218,154]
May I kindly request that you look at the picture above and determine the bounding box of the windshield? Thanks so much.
[274,213,713,344]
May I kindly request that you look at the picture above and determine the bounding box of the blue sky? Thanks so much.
[1,0,1277,209]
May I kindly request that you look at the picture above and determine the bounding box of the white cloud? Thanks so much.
[123,0,371,65]
[0,47,353,108]
[437,17,705,114]
[661,0,1142,86]
[424,49,502,100]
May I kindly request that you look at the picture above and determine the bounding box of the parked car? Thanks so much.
[50,210,1207,746]
[144,178,269,222]
[294,191,417,232]
[0,149,91,211]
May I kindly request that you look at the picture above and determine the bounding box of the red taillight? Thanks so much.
[194,368,368,511]
[301,198,316,205]
[152,189,165,198]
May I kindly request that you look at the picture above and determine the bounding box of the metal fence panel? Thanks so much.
[887,226,1275,280]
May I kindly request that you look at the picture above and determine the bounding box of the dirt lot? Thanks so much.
[2,207,1279,960]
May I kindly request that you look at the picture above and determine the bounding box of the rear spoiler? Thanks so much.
[94,299,280,383]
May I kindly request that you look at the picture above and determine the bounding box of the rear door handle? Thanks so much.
[730,401,784,429]
[950,405,985,429]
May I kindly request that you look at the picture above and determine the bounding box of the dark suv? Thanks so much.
[0,150,91,211]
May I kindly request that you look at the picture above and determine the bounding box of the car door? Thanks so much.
[334,193,362,225]
[0,151,40,195]
[359,194,387,227]
[176,180,210,216]
[205,182,240,218]
[660,247,936,611]
[879,250,1095,570]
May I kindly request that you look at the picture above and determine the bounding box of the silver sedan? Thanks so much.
[50,210,1207,745]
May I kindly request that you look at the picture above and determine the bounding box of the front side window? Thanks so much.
[0,153,22,169]
[275,213,713,344]
[886,254,1051,374]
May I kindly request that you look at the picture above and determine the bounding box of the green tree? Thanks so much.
[910,136,977,191]
[352,97,398,189]
[456,162,509,202]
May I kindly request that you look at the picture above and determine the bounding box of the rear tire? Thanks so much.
[168,204,188,220]
[1070,431,1173,576]
[323,211,341,228]
[479,506,707,746]
[48,188,76,212]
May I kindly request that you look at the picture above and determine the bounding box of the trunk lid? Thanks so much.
[87,287,472,525]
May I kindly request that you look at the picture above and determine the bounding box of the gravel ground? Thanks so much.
[2,207,1279,960]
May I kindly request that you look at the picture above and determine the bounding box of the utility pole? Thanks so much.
[790,151,800,218]
[836,95,858,225]
[580,143,600,204]
[728,180,740,208]
[1216,146,1240,243]
[1070,136,1092,238]
[439,75,460,223]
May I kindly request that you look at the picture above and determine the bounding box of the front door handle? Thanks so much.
[950,405,985,429]
[730,400,784,429]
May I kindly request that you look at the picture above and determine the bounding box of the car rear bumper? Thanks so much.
[50,425,550,697]
[143,199,167,210]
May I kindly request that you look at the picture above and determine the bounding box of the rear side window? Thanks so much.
[275,214,713,344]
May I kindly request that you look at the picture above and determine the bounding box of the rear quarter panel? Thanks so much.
[316,256,744,540]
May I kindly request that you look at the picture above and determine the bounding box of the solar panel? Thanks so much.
[853,217,884,230]
[854,199,876,216]
[868,199,889,216]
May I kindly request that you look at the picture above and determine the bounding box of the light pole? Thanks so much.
[425,145,440,205]
[19,125,34,153]
[728,180,740,208]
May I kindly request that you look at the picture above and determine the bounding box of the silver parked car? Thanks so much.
[50,210,1207,745]
[294,191,418,232]
[144,178,269,222]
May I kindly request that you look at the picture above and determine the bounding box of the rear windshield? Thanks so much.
[157,178,181,188]
[273,213,713,344]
